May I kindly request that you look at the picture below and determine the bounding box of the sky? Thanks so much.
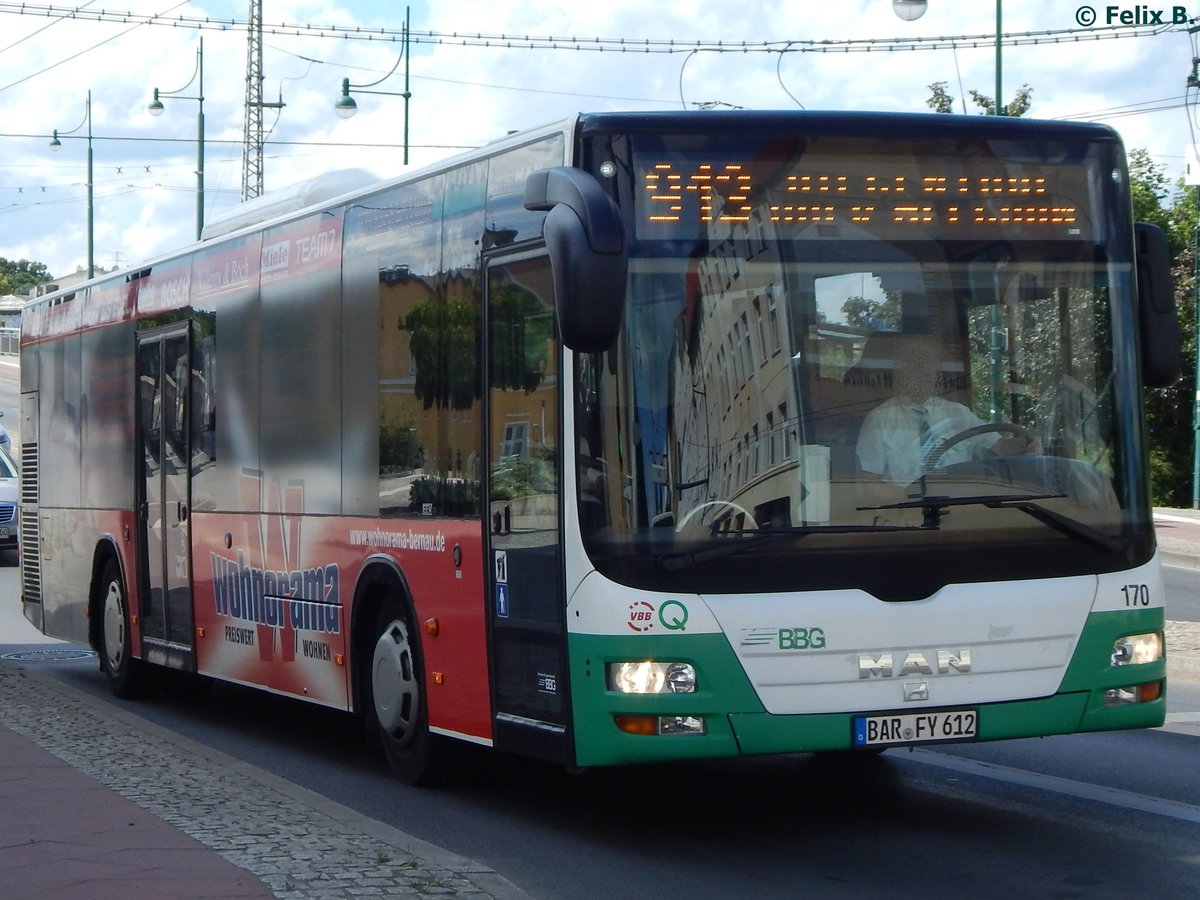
[0,0,1196,280]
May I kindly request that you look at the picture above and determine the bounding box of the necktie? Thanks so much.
[915,404,934,469]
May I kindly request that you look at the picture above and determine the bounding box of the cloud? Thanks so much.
[0,0,1193,277]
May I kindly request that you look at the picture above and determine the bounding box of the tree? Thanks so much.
[926,81,1033,117]
[0,257,50,295]
[927,82,956,114]
[1133,153,1198,507]
[842,293,901,331]
[404,294,481,411]
[1129,148,1173,244]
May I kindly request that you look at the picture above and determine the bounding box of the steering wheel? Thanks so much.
[924,422,1036,472]
[675,499,758,533]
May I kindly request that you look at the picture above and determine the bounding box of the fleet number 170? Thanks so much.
[1121,584,1150,607]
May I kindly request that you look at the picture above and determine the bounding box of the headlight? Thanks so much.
[607,661,697,694]
[1111,632,1163,667]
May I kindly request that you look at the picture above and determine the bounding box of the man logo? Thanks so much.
[858,649,972,679]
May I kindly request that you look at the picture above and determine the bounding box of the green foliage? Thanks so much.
[404,295,481,410]
[489,448,556,501]
[1137,154,1198,507]
[0,257,50,295]
[927,82,956,114]
[379,417,424,473]
[1129,149,1173,243]
[842,293,901,330]
[925,82,1033,117]
[408,475,479,517]
[488,280,552,393]
[402,278,551,411]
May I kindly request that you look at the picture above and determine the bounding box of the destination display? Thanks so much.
[636,150,1096,241]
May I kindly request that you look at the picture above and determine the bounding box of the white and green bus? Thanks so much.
[21,110,1180,783]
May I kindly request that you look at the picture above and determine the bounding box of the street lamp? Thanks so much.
[149,36,205,240]
[893,1,1004,116]
[49,90,94,280]
[334,5,411,165]
[892,1,927,21]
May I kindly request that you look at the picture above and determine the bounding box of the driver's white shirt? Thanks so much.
[856,396,999,485]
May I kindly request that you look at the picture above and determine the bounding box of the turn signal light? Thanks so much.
[614,715,706,736]
[1104,681,1163,706]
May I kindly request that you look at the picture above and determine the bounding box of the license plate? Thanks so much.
[0,527,9,539]
[853,709,978,747]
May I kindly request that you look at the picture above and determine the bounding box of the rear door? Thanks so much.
[136,323,195,671]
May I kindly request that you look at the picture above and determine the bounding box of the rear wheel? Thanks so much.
[368,599,448,785]
[97,559,146,698]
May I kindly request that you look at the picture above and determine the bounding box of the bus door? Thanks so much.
[484,252,572,764]
[135,324,195,671]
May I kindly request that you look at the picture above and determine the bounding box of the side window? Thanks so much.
[487,256,559,540]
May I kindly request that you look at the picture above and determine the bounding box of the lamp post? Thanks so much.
[894,1,1003,115]
[895,1,1007,417]
[149,36,205,240]
[334,5,411,165]
[49,90,94,280]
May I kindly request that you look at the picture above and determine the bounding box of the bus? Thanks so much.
[20,111,1181,784]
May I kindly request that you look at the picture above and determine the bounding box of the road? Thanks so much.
[2,358,1199,897]
[3,560,1200,898]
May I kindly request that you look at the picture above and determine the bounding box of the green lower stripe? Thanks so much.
[567,607,1168,767]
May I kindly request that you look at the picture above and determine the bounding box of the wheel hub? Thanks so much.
[102,582,126,670]
[372,618,419,741]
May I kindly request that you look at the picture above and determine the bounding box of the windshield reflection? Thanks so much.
[576,247,1128,585]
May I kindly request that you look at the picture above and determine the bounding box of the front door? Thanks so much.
[484,251,571,763]
[136,324,195,670]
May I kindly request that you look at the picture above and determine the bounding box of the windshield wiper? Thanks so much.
[860,492,1122,553]
[656,524,920,573]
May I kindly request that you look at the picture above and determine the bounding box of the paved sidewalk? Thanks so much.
[1154,508,1200,682]
[0,661,529,900]
[1,723,274,899]
[1155,507,1200,570]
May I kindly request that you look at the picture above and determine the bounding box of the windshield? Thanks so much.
[574,122,1150,598]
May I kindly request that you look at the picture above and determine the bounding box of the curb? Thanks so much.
[0,659,532,900]
[1169,644,1200,683]
[1162,549,1200,570]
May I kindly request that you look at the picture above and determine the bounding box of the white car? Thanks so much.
[0,410,9,454]
[0,446,16,551]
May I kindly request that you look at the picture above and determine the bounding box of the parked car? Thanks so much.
[0,446,18,550]
[0,410,9,454]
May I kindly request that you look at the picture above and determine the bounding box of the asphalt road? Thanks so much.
[4,566,1199,899]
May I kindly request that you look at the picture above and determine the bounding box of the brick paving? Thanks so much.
[0,662,528,900]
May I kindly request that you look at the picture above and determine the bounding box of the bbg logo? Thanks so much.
[778,627,826,650]
[1075,5,1190,27]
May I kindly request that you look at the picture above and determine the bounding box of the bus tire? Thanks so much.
[97,558,146,698]
[368,598,447,785]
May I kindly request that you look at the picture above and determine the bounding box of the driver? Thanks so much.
[855,333,1036,486]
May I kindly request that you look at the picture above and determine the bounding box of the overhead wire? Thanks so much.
[0,2,1189,53]
[0,0,95,54]
[0,0,190,94]
[0,4,1196,231]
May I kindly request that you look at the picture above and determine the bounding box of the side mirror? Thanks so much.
[1134,222,1181,388]
[525,167,628,352]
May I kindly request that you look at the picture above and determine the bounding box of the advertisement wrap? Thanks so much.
[190,497,492,741]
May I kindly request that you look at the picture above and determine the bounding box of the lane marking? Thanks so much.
[911,748,1200,824]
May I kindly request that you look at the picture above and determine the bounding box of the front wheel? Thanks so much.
[97,559,146,698]
[368,599,448,785]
